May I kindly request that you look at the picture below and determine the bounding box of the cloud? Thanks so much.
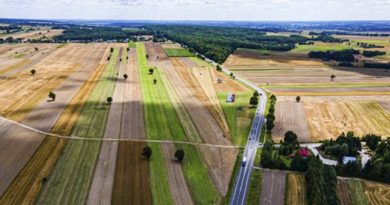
[0,0,389,20]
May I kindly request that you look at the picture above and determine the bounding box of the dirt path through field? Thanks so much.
[146,43,237,195]
[0,43,108,196]
[260,170,287,205]
[162,143,194,205]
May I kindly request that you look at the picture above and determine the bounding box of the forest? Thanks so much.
[147,25,309,63]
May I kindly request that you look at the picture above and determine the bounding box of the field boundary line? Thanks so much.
[0,115,242,148]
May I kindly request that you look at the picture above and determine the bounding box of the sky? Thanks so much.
[0,0,389,21]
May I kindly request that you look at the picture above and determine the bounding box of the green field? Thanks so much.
[292,43,355,53]
[165,48,194,57]
[128,41,136,48]
[347,180,369,205]
[137,42,219,205]
[179,144,220,204]
[218,91,256,146]
[36,48,119,204]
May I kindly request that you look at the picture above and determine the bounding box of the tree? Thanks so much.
[153,79,157,84]
[270,95,277,102]
[175,149,185,162]
[48,92,56,101]
[142,146,152,159]
[284,131,298,146]
[296,96,301,103]
[253,90,260,98]
[249,96,259,108]
[149,68,154,75]
[291,154,307,171]
[330,74,336,81]
[107,97,113,104]
[110,47,114,53]
[216,65,222,72]
[123,74,128,80]
[30,69,36,76]
[230,72,234,78]
[34,47,39,51]
[146,54,149,59]
[363,134,381,151]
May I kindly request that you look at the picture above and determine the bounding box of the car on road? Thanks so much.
[242,156,247,167]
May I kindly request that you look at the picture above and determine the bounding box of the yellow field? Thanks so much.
[285,174,307,205]
[362,181,390,205]
[304,101,390,141]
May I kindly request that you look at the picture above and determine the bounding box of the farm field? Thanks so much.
[285,173,307,205]
[259,170,286,205]
[362,180,390,205]
[0,44,109,204]
[0,43,109,197]
[304,100,390,141]
[273,101,311,142]
[35,47,119,204]
[146,42,238,197]
[0,29,63,41]
[164,48,194,57]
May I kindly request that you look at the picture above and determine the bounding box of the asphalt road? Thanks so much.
[198,57,267,205]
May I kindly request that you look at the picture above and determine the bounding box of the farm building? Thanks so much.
[226,93,236,103]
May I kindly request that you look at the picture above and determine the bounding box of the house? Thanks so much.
[342,156,357,164]
[298,148,310,158]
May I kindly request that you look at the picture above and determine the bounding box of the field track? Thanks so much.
[0,44,108,198]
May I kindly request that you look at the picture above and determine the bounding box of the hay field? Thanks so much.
[304,101,390,141]
[285,174,307,205]
[1,29,63,41]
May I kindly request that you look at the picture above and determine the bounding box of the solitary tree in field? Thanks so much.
[110,48,114,53]
[127,47,130,52]
[249,96,259,108]
[153,79,157,84]
[142,146,152,159]
[48,92,56,101]
[230,72,234,78]
[34,47,39,51]
[330,74,336,81]
[175,149,185,162]
[146,54,149,59]
[149,68,154,75]
[296,96,301,103]
[107,97,113,104]
[30,69,36,76]
[123,74,128,80]
[107,56,111,61]
[119,58,122,62]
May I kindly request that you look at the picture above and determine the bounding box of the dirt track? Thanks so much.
[146,42,238,195]
[0,43,108,196]
[260,170,287,205]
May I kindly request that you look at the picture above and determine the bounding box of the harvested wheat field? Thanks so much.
[304,101,390,141]
[0,44,109,204]
[0,43,109,199]
[260,170,287,205]
[285,173,307,205]
[1,29,63,41]
[223,48,390,85]
[273,101,311,142]
[362,181,390,205]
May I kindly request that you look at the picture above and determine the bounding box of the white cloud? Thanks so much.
[0,0,389,20]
